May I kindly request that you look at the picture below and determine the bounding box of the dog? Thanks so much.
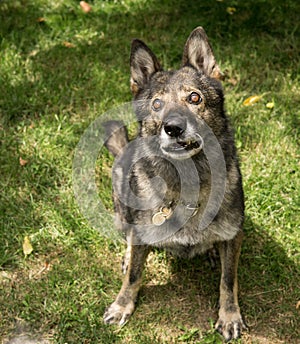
[103,27,246,341]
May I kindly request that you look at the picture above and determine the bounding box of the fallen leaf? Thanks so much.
[296,300,300,309]
[29,49,39,57]
[228,77,238,86]
[227,7,236,15]
[23,236,33,256]
[63,41,75,48]
[266,102,274,109]
[37,17,46,23]
[80,1,92,13]
[243,95,262,106]
[19,157,28,166]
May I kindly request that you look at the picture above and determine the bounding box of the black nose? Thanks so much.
[164,114,186,138]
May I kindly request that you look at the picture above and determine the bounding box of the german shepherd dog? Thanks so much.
[103,27,246,341]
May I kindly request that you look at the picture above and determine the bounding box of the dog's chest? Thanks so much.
[112,152,233,254]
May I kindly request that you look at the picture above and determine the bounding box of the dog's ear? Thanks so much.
[182,27,223,80]
[130,39,162,95]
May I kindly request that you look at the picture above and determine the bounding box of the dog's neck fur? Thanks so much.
[132,152,211,211]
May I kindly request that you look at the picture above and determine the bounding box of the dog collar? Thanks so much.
[152,202,199,226]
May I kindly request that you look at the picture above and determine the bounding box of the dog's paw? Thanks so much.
[103,301,135,326]
[215,310,247,342]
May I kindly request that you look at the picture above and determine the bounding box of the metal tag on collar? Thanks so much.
[152,212,166,226]
[152,207,172,226]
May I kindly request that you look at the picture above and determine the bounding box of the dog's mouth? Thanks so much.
[161,134,203,158]
[164,138,202,152]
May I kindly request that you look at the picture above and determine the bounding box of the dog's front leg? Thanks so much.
[104,235,149,326]
[215,230,247,341]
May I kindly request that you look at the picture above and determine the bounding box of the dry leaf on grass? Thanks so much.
[80,1,92,13]
[243,95,262,106]
[36,17,46,23]
[63,41,75,48]
[227,7,236,15]
[266,102,275,109]
[23,236,33,256]
[228,77,238,86]
[19,157,28,166]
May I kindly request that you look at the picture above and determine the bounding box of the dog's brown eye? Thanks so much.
[188,92,202,105]
[152,99,163,111]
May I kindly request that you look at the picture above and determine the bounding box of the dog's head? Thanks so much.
[130,27,226,160]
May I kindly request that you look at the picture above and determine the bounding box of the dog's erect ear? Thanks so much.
[130,39,162,95]
[182,27,223,80]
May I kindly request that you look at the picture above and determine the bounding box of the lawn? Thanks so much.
[0,0,299,343]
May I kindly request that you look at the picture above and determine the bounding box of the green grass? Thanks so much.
[0,0,299,343]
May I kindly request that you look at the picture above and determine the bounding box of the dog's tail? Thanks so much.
[103,120,129,157]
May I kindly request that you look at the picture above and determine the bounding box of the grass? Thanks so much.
[0,0,299,343]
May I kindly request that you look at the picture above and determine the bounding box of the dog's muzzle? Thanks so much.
[161,113,203,157]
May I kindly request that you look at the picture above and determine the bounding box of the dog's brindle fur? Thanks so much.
[103,27,247,341]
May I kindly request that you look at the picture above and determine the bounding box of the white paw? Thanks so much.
[103,300,135,326]
[215,310,247,341]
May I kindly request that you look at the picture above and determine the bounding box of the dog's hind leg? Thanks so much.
[215,230,247,341]
[104,232,149,326]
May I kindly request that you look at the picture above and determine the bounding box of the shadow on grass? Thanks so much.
[239,217,299,341]
[129,216,299,342]
[2,214,298,342]
[1,0,299,124]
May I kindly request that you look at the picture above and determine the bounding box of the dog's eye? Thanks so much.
[152,99,163,111]
[188,92,202,105]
